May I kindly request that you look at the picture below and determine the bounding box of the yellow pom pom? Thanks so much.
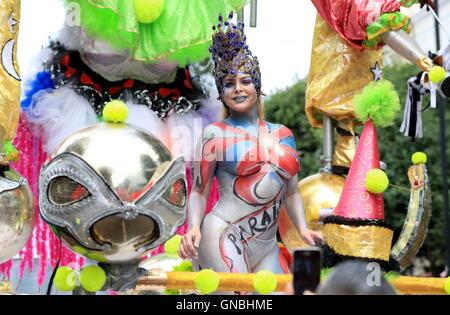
[102,100,128,123]
[164,234,182,257]
[365,169,389,194]
[73,245,88,256]
[86,252,108,263]
[134,0,165,24]
[429,66,446,83]
[54,267,77,292]
[80,265,106,293]
[445,277,450,295]
[194,269,219,295]
[411,152,427,165]
[253,270,277,294]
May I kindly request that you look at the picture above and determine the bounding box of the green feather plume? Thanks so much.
[354,79,401,127]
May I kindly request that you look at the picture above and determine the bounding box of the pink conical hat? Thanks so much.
[333,119,385,220]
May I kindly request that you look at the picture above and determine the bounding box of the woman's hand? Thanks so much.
[299,228,324,246]
[178,227,202,259]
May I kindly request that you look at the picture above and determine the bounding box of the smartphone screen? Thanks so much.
[293,248,322,295]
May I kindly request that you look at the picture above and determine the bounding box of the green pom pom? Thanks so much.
[134,0,165,24]
[354,79,401,127]
[384,271,400,281]
[379,14,391,27]
[411,152,427,165]
[194,269,219,295]
[366,169,389,194]
[102,100,129,123]
[253,270,277,294]
[445,277,450,295]
[366,22,383,36]
[80,265,106,293]
[164,234,182,257]
[320,268,333,282]
[4,140,19,162]
[429,66,446,83]
[54,267,77,292]
[164,288,181,295]
[173,260,193,272]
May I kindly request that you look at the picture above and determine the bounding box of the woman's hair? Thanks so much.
[317,260,397,295]
[221,95,265,120]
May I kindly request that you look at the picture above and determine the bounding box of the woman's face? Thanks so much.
[221,72,257,114]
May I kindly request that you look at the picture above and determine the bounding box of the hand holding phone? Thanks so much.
[293,248,322,295]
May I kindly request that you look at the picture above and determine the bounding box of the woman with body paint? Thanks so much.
[178,13,323,276]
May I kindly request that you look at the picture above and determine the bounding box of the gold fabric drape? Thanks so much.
[305,14,383,128]
[0,0,21,143]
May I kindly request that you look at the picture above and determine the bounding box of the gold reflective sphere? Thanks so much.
[0,167,34,264]
[279,173,345,250]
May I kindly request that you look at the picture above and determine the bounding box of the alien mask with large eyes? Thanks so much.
[39,122,187,264]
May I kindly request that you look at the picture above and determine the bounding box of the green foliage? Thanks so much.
[381,64,449,273]
[265,63,450,274]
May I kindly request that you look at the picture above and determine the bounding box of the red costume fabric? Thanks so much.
[311,0,401,50]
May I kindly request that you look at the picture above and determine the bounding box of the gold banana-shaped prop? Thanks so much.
[391,160,432,271]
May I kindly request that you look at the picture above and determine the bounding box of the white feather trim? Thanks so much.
[25,87,97,154]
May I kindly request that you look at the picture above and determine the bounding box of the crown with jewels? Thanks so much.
[209,12,262,96]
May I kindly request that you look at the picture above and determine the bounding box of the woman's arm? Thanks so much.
[284,175,323,246]
[179,127,217,259]
[275,125,323,245]
[187,157,216,229]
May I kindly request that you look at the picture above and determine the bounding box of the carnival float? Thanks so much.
[0,0,449,295]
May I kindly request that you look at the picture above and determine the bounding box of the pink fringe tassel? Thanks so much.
[0,260,13,280]
[0,115,85,287]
